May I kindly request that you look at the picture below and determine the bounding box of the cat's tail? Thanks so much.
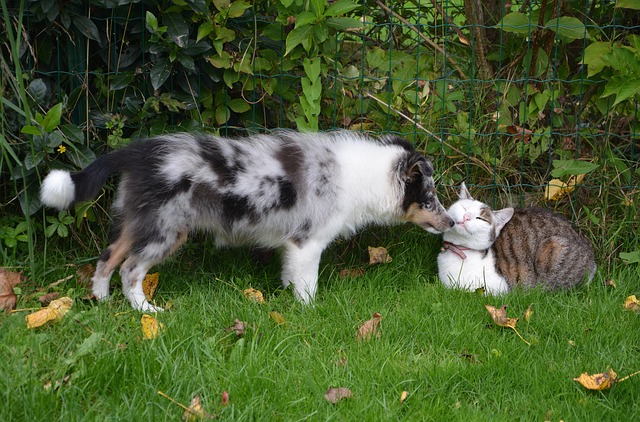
[40,150,129,210]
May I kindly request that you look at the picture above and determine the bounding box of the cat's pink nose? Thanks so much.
[463,213,471,222]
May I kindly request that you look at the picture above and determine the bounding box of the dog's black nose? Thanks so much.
[449,219,455,227]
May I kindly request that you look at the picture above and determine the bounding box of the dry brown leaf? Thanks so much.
[356,312,382,342]
[141,314,164,339]
[485,304,530,345]
[228,319,246,337]
[504,124,534,143]
[182,394,213,421]
[399,390,409,404]
[324,387,352,404]
[38,292,60,306]
[76,264,95,286]
[221,391,229,406]
[485,304,517,329]
[624,295,640,312]
[604,279,616,288]
[573,368,618,391]
[269,311,286,325]
[143,272,160,301]
[25,297,73,328]
[339,268,366,278]
[242,288,265,304]
[0,268,22,311]
[368,246,392,265]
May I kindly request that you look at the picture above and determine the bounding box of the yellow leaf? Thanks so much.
[400,390,409,403]
[624,295,640,312]
[182,393,213,421]
[269,311,286,325]
[523,304,533,322]
[368,246,392,265]
[242,288,265,304]
[143,272,160,301]
[25,297,73,329]
[141,314,164,339]
[573,368,618,390]
[544,174,585,201]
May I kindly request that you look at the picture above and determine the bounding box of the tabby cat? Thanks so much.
[438,183,596,294]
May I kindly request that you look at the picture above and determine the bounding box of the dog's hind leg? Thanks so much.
[120,229,189,312]
[91,230,132,301]
[281,240,325,304]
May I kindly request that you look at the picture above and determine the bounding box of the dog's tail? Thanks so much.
[40,150,129,210]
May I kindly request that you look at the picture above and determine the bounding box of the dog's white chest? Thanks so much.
[437,248,509,294]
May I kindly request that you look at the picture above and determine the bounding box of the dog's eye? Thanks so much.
[476,217,489,223]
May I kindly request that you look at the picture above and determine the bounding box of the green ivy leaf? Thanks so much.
[495,12,533,35]
[285,25,313,55]
[325,0,361,17]
[228,0,251,18]
[21,125,41,136]
[620,251,640,264]
[615,0,640,10]
[150,57,172,90]
[545,16,590,42]
[581,42,612,77]
[325,17,363,31]
[551,159,599,178]
[228,98,251,113]
[73,15,101,43]
[146,11,159,32]
[197,22,214,42]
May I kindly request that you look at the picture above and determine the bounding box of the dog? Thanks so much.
[40,131,454,311]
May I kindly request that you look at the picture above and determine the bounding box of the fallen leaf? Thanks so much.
[228,319,246,337]
[573,368,618,390]
[485,304,517,329]
[269,311,286,325]
[25,297,73,328]
[523,304,533,322]
[221,391,229,406]
[339,268,366,278]
[143,272,160,301]
[141,314,164,339]
[242,288,265,304]
[43,374,70,391]
[0,268,22,311]
[604,279,616,288]
[368,246,392,265]
[38,292,60,306]
[485,304,530,346]
[182,394,213,421]
[76,264,95,286]
[504,124,534,143]
[624,295,640,312]
[356,312,382,342]
[544,174,585,202]
[324,387,352,404]
[400,390,409,403]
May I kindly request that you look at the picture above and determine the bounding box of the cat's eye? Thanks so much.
[476,217,489,223]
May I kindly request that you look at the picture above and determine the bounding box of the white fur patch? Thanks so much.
[40,170,75,210]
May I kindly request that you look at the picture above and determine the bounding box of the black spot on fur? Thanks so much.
[221,193,257,223]
[383,135,415,152]
[292,219,312,245]
[276,137,304,178]
[277,177,297,209]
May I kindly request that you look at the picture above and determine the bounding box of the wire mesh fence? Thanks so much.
[1,0,638,260]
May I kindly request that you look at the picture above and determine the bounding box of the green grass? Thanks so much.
[1,226,639,421]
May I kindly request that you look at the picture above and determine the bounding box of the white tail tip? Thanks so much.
[40,170,75,210]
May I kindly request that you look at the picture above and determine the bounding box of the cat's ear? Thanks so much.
[459,182,473,200]
[493,208,515,232]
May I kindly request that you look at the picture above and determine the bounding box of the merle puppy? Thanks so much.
[41,131,453,311]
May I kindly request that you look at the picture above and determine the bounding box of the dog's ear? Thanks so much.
[404,154,433,181]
